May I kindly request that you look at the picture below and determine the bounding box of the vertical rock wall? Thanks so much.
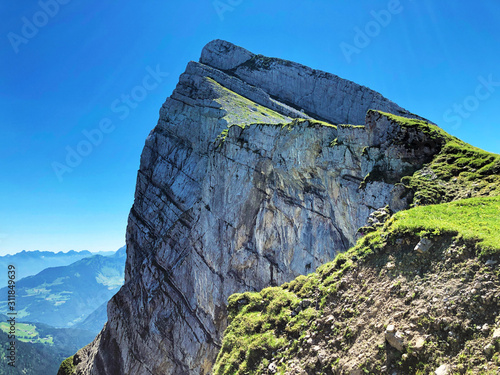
[71,40,438,375]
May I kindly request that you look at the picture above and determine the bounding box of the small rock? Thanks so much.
[435,364,450,375]
[413,336,426,351]
[492,327,500,339]
[482,323,490,333]
[414,238,432,254]
[484,343,495,356]
[268,362,277,374]
[385,325,405,351]
[485,259,497,266]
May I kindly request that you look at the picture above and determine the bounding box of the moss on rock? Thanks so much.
[57,356,76,375]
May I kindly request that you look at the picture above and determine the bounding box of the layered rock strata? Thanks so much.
[71,40,439,375]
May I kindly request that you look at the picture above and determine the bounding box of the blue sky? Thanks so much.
[0,1,499,255]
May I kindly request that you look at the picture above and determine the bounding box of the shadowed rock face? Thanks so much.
[71,40,439,375]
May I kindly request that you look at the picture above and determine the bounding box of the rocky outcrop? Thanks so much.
[200,39,427,125]
[70,40,442,375]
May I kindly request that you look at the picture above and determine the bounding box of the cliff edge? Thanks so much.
[62,40,464,375]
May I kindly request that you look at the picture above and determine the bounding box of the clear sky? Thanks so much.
[0,1,499,255]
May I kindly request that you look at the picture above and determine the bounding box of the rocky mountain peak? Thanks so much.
[200,39,254,71]
[200,39,427,126]
[63,40,448,375]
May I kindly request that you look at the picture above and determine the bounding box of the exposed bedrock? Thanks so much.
[71,40,439,375]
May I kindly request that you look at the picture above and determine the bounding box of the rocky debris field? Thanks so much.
[214,197,500,374]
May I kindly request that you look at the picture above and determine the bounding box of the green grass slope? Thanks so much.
[375,112,500,206]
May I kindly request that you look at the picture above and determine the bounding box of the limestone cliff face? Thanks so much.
[71,40,440,375]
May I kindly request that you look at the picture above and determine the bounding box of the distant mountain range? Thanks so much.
[0,246,126,374]
[0,246,126,331]
[0,249,114,286]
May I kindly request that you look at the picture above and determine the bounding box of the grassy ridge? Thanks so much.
[374,111,500,204]
[391,195,500,255]
[378,111,453,143]
[206,77,291,128]
[207,77,338,145]
[403,141,500,206]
